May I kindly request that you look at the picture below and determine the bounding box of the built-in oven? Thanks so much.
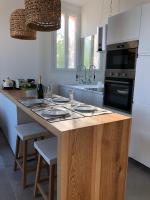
[104,41,138,113]
[106,40,138,70]
[104,77,134,113]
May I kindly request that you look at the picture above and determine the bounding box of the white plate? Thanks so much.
[41,108,70,117]
[53,97,70,103]
[20,99,45,107]
[74,105,97,113]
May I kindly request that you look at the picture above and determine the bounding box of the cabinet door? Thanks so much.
[134,56,150,105]
[139,3,150,55]
[59,86,70,98]
[0,94,17,153]
[107,6,141,45]
[130,103,150,168]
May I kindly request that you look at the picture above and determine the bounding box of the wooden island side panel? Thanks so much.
[58,119,131,200]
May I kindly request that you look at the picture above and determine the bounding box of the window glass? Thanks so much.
[83,36,92,69]
[68,16,76,69]
[56,14,65,68]
[93,35,100,69]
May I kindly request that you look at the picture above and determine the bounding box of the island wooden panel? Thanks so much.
[58,119,131,200]
[0,89,131,200]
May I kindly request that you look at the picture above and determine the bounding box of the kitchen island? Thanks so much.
[0,89,131,200]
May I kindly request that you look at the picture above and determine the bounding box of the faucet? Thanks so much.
[76,65,96,85]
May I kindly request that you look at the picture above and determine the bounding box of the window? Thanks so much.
[68,16,76,69]
[82,35,101,70]
[56,12,79,70]
[56,14,65,69]
[83,36,93,69]
[93,35,100,69]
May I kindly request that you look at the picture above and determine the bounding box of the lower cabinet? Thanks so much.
[0,93,33,153]
[130,103,150,168]
[59,85,103,107]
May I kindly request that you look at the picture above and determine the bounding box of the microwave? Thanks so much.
[106,41,139,70]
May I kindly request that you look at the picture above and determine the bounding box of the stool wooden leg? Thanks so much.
[48,164,55,200]
[14,136,20,171]
[22,140,28,188]
[34,155,42,198]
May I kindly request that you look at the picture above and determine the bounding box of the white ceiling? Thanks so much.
[62,0,88,6]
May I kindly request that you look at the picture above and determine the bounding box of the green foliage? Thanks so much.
[57,32,65,68]
[83,37,92,69]
[24,82,37,90]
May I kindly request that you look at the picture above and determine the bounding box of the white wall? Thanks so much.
[81,0,150,37]
[0,0,40,84]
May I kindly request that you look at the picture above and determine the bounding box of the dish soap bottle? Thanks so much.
[37,75,44,99]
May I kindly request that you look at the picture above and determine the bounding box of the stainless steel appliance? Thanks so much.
[104,41,138,113]
[106,40,138,70]
[104,75,134,113]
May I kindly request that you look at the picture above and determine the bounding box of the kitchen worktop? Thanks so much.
[0,88,131,200]
[60,84,104,94]
[0,89,129,133]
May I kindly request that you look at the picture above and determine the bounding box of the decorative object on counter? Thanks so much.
[76,65,96,85]
[24,80,37,97]
[25,0,61,32]
[37,75,44,99]
[2,77,14,90]
[15,79,26,89]
[10,9,36,40]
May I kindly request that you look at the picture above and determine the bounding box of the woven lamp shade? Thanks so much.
[25,0,61,32]
[10,9,36,40]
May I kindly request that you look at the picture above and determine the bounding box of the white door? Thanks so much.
[107,6,141,45]
[139,3,150,55]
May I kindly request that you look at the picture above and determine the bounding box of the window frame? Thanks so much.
[52,5,81,71]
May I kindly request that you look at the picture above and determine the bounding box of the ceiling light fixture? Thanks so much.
[10,9,36,40]
[25,0,61,32]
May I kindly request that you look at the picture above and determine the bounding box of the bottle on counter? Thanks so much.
[37,75,44,99]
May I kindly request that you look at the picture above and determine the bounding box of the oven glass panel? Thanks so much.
[104,80,133,112]
[106,48,137,69]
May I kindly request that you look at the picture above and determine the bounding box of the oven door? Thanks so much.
[106,48,137,69]
[104,79,134,113]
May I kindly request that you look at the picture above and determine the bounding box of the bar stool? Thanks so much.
[34,137,57,200]
[14,122,49,188]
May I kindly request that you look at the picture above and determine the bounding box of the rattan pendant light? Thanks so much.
[10,9,36,40]
[25,0,61,32]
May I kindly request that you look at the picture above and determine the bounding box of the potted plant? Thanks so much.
[24,81,37,97]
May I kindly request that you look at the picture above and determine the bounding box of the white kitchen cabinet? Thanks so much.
[0,93,33,153]
[130,103,150,168]
[138,3,150,55]
[133,56,150,105]
[130,55,150,167]
[107,6,142,45]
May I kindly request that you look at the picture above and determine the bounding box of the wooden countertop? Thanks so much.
[0,89,131,135]
[0,89,132,200]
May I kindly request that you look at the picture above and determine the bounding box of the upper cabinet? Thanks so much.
[138,3,150,55]
[107,6,142,45]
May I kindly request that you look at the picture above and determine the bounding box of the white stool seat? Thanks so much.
[34,137,57,165]
[16,122,48,141]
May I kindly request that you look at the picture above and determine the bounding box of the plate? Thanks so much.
[74,105,97,113]
[20,99,46,107]
[41,108,70,117]
[52,97,70,103]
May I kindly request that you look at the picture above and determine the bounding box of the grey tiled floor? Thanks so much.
[1,132,150,200]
